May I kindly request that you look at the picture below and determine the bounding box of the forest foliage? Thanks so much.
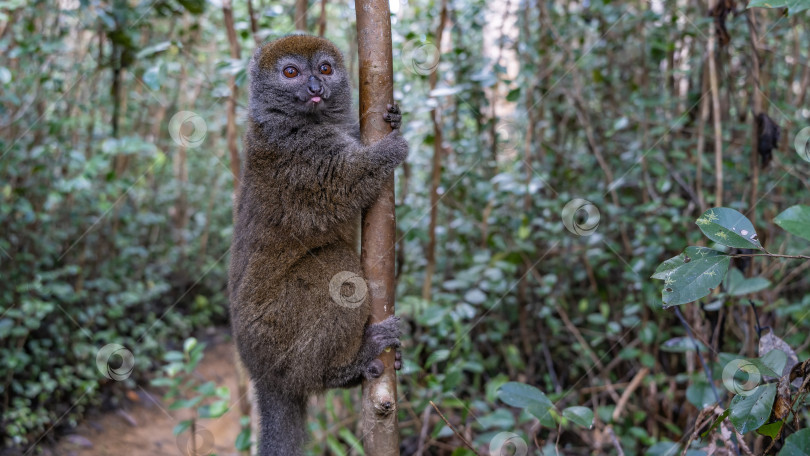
[2,0,810,454]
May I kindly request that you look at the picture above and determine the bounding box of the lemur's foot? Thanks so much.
[365,315,401,352]
[365,359,385,379]
[362,350,402,379]
[383,103,402,130]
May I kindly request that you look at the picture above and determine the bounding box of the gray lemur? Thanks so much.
[228,34,408,456]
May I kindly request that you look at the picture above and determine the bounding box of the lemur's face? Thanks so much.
[249,35,350,118]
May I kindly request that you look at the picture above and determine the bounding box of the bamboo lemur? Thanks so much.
[228,35,408,455]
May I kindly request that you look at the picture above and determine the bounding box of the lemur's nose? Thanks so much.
[307,76,324,95]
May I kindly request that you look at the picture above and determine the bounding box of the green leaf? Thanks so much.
[506,88,521,102]
[787,0,810,14]
[661,337,708,353]
[684,246,725,258]
[561,406,593,428]
[686,381,717,408]
[720,350,785,379]
[497,382,553,409]
[169,395,203,411]
[651,254,687,279]
[196,381,216,396]
[696,208,763,250]
[150,377,174,387]
[199,400,229,418]
[527,401,557,427]
[774,205,810,242]
[425,349,450,368]
[725,268,771,296]
[749,0,810,14]
[661,254,730,306]
[759,349,788,378]
[781,428,810,455]
[747,0,787,8]
[652,247,724,280]
[757,420,783,439]
[173,419,192,436]
[183,337,198,354]
[476,409,515,430]
[163,350,184,362]
[136,41,173,59]
[729,383,776,434]
[464,289,487,305]
[235,427,252,451]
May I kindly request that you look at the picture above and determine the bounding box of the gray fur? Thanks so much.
[228,35,408,456]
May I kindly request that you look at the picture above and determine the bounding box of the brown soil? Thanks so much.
[44,340,248,456]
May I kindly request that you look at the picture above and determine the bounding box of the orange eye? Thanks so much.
[319,63,333,75]
[283,66,299,78]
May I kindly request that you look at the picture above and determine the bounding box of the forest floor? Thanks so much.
[44,338,245,456]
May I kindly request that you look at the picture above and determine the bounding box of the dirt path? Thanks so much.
[46,340,248,456]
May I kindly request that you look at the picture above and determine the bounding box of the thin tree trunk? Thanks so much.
[223,0,242,193]
[421,0,448,302]
[247,0,261,46]
[707,6,723,207]
[356,0,400,453]
[318,0,328,36]
[222,5,250,452]
[172,54,190,248]
[746,10,763,214]
[295,0,308,31]
[696,61,709,212]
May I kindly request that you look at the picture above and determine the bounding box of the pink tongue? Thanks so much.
[311,96,322,103]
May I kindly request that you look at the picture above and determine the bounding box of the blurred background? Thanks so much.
[1,0,810,454]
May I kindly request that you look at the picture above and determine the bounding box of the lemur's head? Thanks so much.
[249,35,351,122]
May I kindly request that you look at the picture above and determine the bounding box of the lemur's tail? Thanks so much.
[256,387,308,456]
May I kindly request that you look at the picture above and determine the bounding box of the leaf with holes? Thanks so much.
[774,205,810,243]
[729,383,776,434]
[695,208,763,250]
[652,247,724,280]
[660,254,730,306]
[651,253,687,279]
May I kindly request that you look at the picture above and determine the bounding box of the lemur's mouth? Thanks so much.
[310,96,322,103]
